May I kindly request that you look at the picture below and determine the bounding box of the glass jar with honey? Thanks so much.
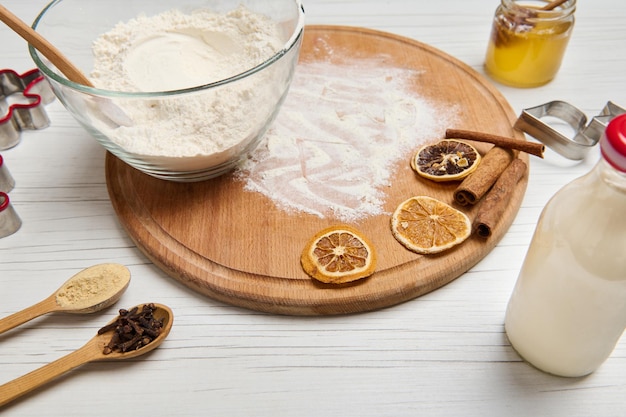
[484,0,576,88]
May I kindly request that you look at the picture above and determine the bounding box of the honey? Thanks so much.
[484,0,575,88]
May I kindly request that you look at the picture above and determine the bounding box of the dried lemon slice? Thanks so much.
[391,196,471,254]
[301,225,377,284]
[411,139,481,182]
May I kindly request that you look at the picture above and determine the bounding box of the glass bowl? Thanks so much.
[29,0,305,182]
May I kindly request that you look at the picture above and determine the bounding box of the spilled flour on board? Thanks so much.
[236,58,458,222]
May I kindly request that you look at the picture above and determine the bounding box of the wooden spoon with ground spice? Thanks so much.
[0,264,130,335]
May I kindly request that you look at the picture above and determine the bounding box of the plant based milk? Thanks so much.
[505,115,626,377]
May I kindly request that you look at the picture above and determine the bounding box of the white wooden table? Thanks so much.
[1,1,625,415]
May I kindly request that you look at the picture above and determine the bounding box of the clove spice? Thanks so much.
[98,303,163,355]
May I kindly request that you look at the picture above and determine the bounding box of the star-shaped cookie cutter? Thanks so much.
[1,68,55,150]
[514,101,626,160]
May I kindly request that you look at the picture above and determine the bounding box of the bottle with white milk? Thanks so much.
[505,114,626,377]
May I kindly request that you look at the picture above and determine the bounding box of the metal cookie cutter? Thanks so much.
[514,101,626,160]
[1,68,55,150]
[0,154,15,193]
[0,191,21,239]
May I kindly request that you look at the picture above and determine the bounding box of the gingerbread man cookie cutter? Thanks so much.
[0,191,21,239]
[514,101,626,160]
[1,68,55,150]
[0,154,14,193]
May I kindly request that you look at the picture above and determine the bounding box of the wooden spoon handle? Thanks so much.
[0,297,58,335]
[0,4,94,87]
[541,0,569,11]
[0,341,97,407]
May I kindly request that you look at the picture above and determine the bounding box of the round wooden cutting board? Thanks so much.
[105,26,528,315]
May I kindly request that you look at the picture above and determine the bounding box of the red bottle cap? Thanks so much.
[601,114,626,172]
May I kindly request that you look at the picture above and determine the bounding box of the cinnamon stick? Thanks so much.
[445,129,544,158]
[474,158,528,238]
[453,146,515,206]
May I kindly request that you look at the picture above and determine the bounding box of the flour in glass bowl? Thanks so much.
[236,58,458,222]
[89,7,285,166]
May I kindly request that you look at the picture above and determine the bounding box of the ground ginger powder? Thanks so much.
[56,264,129,309]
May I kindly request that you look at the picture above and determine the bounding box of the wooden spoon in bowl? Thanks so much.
[0,303,173,407]
[0,4,93,86]
[0,4,133,127]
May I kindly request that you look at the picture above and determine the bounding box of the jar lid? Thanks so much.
[601,114,626,172]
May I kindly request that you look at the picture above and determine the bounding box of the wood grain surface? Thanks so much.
[105,25,528,315]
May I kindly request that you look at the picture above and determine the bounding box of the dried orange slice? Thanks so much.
[391,196,471,254]
[411,139,481,182]
[301,225,377,284]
